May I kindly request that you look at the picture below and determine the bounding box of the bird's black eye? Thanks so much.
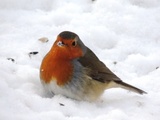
[72,41,77,47]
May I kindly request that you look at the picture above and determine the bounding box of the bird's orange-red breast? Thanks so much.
[40,35,84,85]
[40,31,147,101]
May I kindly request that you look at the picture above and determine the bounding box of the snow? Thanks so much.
[0,0,160,120]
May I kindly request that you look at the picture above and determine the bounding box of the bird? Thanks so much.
[40,31,147,101]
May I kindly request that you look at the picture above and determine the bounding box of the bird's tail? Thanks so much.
[112,81,147,94]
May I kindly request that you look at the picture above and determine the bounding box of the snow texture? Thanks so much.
[0,0,160,120]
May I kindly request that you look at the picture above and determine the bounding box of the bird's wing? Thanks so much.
[78,47,121,83]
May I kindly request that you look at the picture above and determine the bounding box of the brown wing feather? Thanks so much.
[78,47,121,83]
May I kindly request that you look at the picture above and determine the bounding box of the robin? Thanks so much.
[40,31,147,101]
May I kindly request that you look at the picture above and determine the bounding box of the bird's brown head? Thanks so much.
[50,31,86,60]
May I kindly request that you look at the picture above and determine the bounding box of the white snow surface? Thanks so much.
[0,0,160,120]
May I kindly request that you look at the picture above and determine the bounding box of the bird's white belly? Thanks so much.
[41,80,86,100]
[41,77,106,101]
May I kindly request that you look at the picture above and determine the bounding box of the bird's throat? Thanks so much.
[40,52,73,86]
